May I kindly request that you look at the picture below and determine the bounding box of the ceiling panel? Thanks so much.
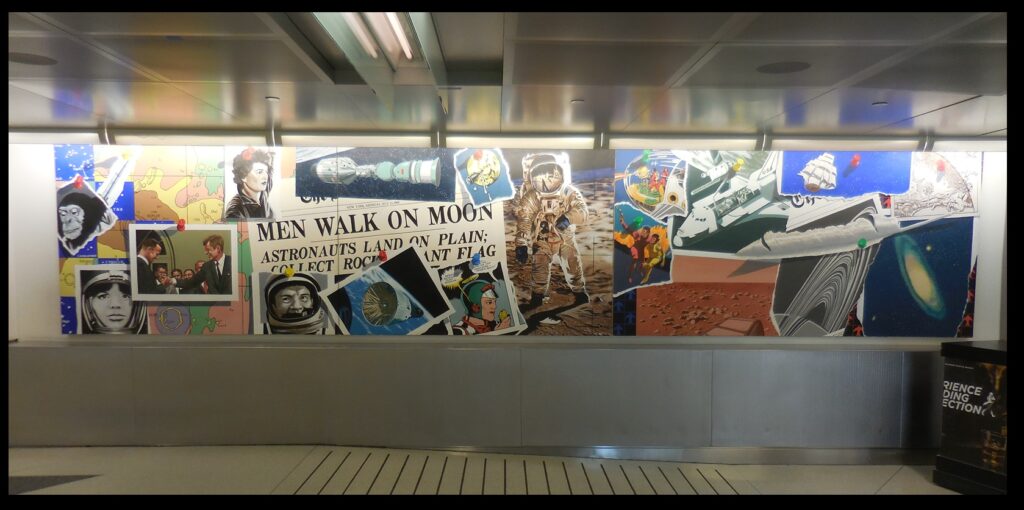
[854,44,1006,95]
[630,87,830,133]
[433,13,504,67]
[731,13,980,42]
[40,12,272,36]
[337,85,444,131]
[10,79,239,128]
[949,13,1006,42]
[9,13,50,33]
[9,36,153,81]
[498,85,664,133]
[684,45,905,88]
[6,12,1008,138]
[173,82,380,131]
[513,12,733,41]
[445,86,502,132]
[764,87,980,133]
[8,84,99,127]
[890,94,1006,136]
[92,37,324,83]
[512,42,702,86]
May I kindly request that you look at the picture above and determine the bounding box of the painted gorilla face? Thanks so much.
[59,204,86,239]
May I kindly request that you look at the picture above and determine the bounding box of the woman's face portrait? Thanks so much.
[243,162,270,195]
[88,283,132,329]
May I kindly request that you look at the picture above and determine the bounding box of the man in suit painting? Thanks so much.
[135,238,166,294]
[169,234,232,295]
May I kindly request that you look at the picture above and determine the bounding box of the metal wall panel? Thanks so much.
[317,347,522,447]
[899,351,944,448]
[711,351,905,447]
[131,347,330,445]
[9,346,137,445]
[521,349,713,447]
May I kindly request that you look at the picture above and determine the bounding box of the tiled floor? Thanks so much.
[8,446,957,495]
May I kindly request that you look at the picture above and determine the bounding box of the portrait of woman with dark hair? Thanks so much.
[78,267,148,335]
[57,183,116,256]
[224,146,275,220]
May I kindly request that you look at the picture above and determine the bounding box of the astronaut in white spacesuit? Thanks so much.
[512,152,590,310]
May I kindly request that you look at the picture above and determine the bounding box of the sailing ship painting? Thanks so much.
[798,152,838,193]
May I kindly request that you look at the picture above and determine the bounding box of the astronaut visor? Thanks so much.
[530,163,564,193]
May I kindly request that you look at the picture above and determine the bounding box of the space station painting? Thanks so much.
[52,144,986,338]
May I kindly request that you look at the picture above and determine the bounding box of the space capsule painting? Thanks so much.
[320,246,453,335]
[295,147,458,202]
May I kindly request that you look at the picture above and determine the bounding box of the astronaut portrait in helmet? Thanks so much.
[511,152,591,312]
[452,278,512,335]
[77,266,148,335]
[57,182,117,256]
[262,272,333,335]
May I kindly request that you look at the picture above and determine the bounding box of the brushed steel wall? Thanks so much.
[9,344,943,450]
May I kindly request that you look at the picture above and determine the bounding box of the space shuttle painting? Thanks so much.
[616,148,979,338]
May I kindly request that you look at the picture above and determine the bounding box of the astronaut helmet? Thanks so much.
[522,152,571,197]
[265,273,326,334]
[461,279,499,320]
[81,270,147,334]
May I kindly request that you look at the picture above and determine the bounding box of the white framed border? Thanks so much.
[128,223,239,302]
[253,271,337,335]
[321,245,453,336]
[74,263,147,335]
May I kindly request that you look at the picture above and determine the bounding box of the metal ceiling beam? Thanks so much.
[312,12,397,109]
[256,13,335,84]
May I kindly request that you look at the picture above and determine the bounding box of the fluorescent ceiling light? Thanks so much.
[343,12,378,59]
[113,133,266,146]
[771,139,919,151]
[446,135,595,150]
[385,12,413,60]
[362,12,404,65]
[281,134,432,148]
[931,139,1006,152]
[609,137,756,151]
[9,131,101,144]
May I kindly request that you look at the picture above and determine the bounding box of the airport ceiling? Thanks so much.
[8,12,1007,140]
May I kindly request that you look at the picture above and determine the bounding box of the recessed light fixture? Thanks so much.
[570,98,585,104]
[755,61,811,74]
[871,101,889,107]
[265,96,280,102]
[9,52,57,66]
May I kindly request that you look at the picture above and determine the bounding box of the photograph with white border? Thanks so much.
[129,223,239,302]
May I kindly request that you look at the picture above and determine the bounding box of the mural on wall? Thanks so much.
[50,144,987,338]
[862,218,976,337]
[75,264,148,335]
[296,147,457,202]
[894,152,982,219]
[224,146,281,221]
[778,151,912,198]
[437,259,525,335]
[128,224,239,302]
[502,149,615,335]
[636,256,779,336]
[322,246,453,335]
[668,150,789,256]
[613,202,672,296]
[253,271,338,335]
[453,148,516,206]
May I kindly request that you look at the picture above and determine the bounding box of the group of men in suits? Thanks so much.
[135,234,232,295]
